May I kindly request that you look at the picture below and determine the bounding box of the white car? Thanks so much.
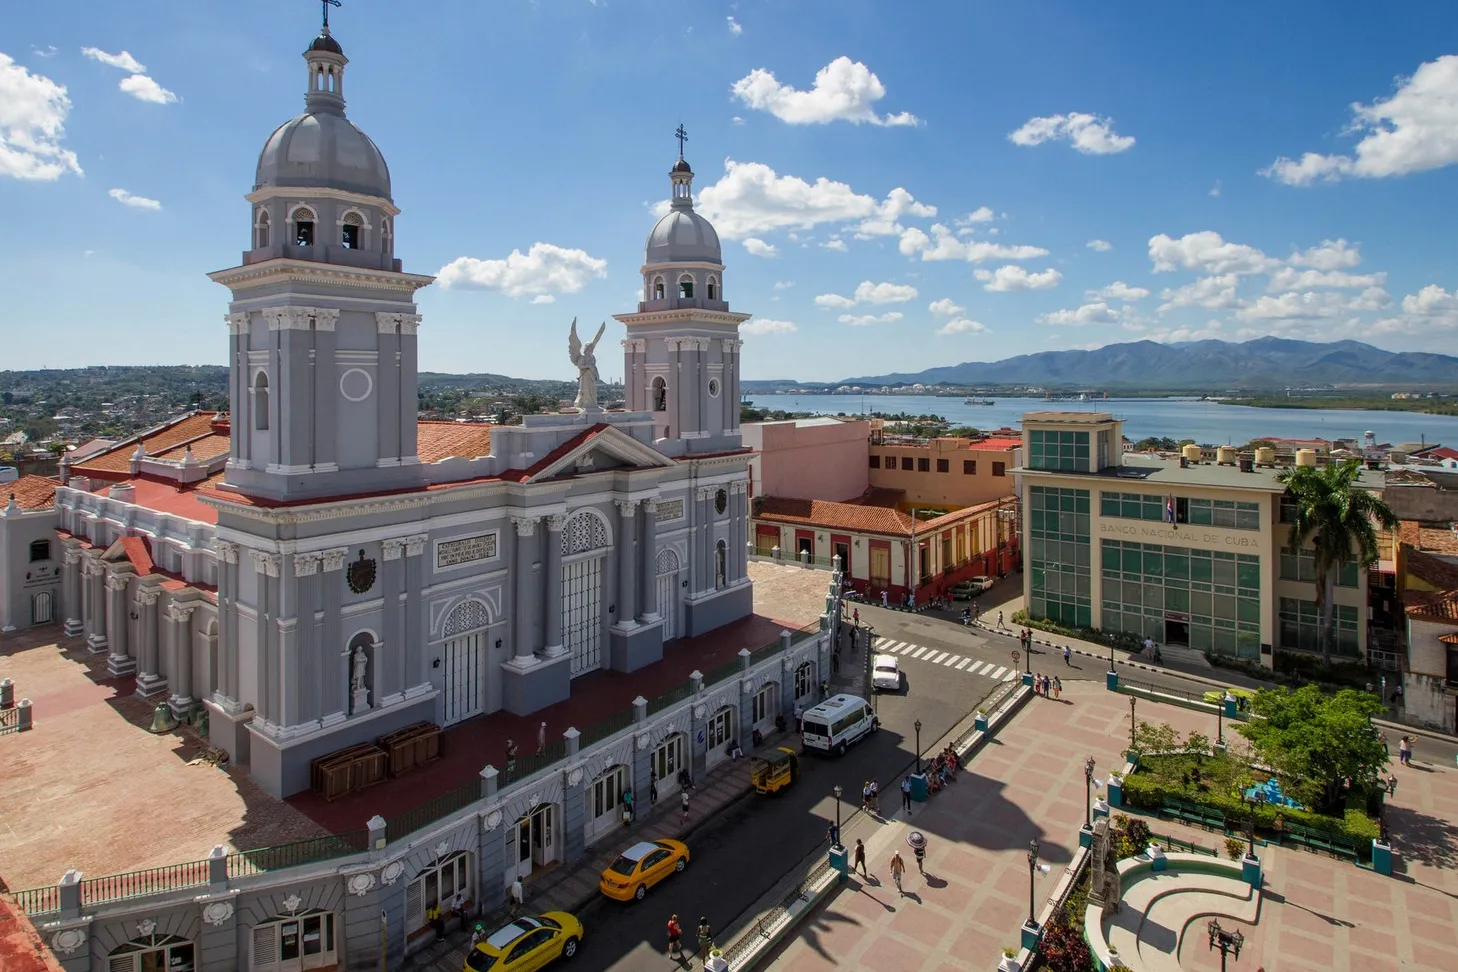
[871,654,901,692]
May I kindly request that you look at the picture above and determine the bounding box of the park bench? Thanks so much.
[1282,822,1359,859]
[1159,796,1225,831]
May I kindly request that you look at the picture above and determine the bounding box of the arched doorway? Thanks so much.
[655,547,682,641]
[705,705,736,771]
[440,599,490,725]
[109,933,195,972]
[751,682,779,735]
[561,512,610,677]
[249,909,338,971]
[587,764,629,840]
[794,662,815,704]
[31,590,52,625]
[405,850,474,940]
[508,803,559,881]
[650,732,686,799]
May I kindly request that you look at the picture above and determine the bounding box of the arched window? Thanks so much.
[249,909,337,971]
[678,274,694,299]
[707,276,718,300]
[651,376,667,412]
[716,539,727,588]
[652,276,665,300]
[255,210,270,248]
[381,217,392,254]
[253,372,270,431]
[292,207,316,247]
[109,934,195,972]
[406,851,473,936]
[341,210,364,249]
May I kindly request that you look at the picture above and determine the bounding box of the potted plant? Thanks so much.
[997,947,1020,972]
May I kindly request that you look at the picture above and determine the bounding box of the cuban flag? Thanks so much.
[1166,497,1176,525]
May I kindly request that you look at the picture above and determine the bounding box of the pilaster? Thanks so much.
[84,559,108,653]
[104,571,136,677]
[321,547,347,722]
[613,499,638,630]
[166,602,198,718]
[509,516,539,667]
[541,515,566,657]
[638,499,660,622]
[134,588,167,697]
[62,547,83,635]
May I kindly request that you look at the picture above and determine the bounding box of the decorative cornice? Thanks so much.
[213,540,240,564]
[135,588,162,606]
[226,312,251,335]
[244,184,401,217]
[294,552,321,576]
[166,602,197,623]
[511,515,538,537]
[545,513,568,532]
[104,572,131,592]
[613,309,752,328]
[249,550,282,577]
[321,547,349,572]
[376,311,423,335]
[382,538,406,561]
[614,498,638,516]
[264,307,340,332]
[207,259,435,296]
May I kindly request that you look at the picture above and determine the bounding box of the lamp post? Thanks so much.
[1083,757,1096,829]
[1245,792,1262,857]
[1129,696,1137,751]
[832,784,843,849]
[1216,691,1225,746]
[1026,838,1041,927]
[1108,640,1115,673]
[914,719,923,774]
[1206,918,1244,972]
[908,509,918,610]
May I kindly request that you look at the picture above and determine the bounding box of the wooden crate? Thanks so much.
[380,722,444,777]
[350,747,388,791]
[311,743,387,802]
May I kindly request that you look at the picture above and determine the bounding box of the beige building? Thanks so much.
[1398,524,1458,733]
[867,429,1021,511]
[1017,412,1378,668]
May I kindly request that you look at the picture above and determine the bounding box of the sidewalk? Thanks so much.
[400,732,790,972]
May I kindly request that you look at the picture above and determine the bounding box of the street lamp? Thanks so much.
[1129,696,1138,752]
[1245,792,1263,857]
[1207,918,1244,972]
[1025,838,1049,929]
[914,719,923,774]
[1083,757,1096,829]
[832,784,843,849]
[1216,691,1225,746]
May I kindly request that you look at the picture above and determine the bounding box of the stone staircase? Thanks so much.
[1097,856,1257,972]
[1153,644,1213,669]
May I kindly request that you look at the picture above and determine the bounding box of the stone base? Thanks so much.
[1079,824,1094,848]
[63,618,83,637]
[204,698,254,767]
[684,580,753,638]
[501,652,571,716]
[1020,920,1041,951]
[106,653,137,678]
[609,620,663,673]
[135,671,168,697]
[85,634,108,654]
[169,694,196,721]
[1242,854,1262,888]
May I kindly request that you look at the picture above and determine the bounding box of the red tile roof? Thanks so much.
[70,412,222,478]
[757,496,915,535]
[1406,587,1458,623]
[120,535,156,576]
[969,437,1021,452]
[4,475,59,511]
[417,422,495,463]
[105,474,225,524]
[152,432,231,463]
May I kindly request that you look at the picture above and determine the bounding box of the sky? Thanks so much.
[4,1,1458,384]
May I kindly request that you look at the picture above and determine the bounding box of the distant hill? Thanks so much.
[839,338,1458,390]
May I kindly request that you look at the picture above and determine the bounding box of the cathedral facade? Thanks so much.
[17,20,754,800]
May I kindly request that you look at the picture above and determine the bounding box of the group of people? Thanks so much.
[665,914,716,963]
[1032,672,1063,699]
[927,747,959,793]
[427,889,476,942]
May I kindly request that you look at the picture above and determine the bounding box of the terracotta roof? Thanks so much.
[1399,521,1422,546]
[417,421,494,463]
[500,424,610,484]
[969,437,1021,452]
[1418,526,1458,556]
[1439,632,1458,645]
[152,432,231,463]
[0,894,67,972]
[1405,587,1458,623]
[105,474,224,524]
[756,496,915,535]
[1405,546,1458,592]
[70,412,222,478]
[4,475,59,511]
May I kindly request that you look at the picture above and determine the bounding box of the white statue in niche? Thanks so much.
[350,645,371,713]
[568,317,607,413]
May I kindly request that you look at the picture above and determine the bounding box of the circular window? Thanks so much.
[715,489,728,515]
[339,368,373,402]
[707,378,721,398]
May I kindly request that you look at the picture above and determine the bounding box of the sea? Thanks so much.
[746,395,1457,447]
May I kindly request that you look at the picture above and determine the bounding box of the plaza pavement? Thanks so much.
[759,680,1458,972]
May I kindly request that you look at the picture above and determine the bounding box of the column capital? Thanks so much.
[104,572,131,592]
[696,486,716,500]
[62,547,82,567]
[641,497,658,515]
[321,547,349,572]
[545,513,568,532]
[691,337,712,351]
[405,534,428,557]
[511,515,538,537]
[264,306,338,331]
[249,550,282,577]
[730,480,749,495]
[166,602,197,623]
[621,338,646,353]
[213,540,240,564]
[225,312,250,335]
[614,498,639,516]
[294,552,322,576]
[722,338,743,352]
[382,538,406,561]
[375,311,423,335]
[135,588,162,607]
[83,559,106,577]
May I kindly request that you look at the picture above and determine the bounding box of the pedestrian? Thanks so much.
[1387,774,1398,796]
[1398,736,1412,766]
[997,610,1005,630]
[901,775,913,812]
[427,902,445,941]
[832,649,840,673]
[1378,731,1389,757]
[680,789,691,824]
[622,787,634,825]
[650,770,659,805]
[853,607,860,627]
[1033,672,1042,695]
[853,838,868,877]
[666,913,683,959]
[907,831,927,874]
[889,850,906,894]
[507,876,524,917]
[861,780,871,813]
[537,721,547,754]
[971,600,979,622]
[1053,676,1062,700]
[881,590,888,608]
[869,778,879,815]
[793,701,803,732]
[469,922,486,949]
[1063,645,1072,666]
[697,917,714,956]
[504,738,517,781]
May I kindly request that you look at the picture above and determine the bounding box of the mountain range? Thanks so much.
[824,339,1458,390]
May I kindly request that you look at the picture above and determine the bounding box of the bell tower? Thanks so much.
[614,130,750,456]
[208,11,435,503]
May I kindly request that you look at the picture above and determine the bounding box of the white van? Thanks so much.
[801,694,878,755]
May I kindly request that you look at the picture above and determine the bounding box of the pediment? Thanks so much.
[525,425,676,484]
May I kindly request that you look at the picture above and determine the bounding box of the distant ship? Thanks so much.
[964,397,995,405]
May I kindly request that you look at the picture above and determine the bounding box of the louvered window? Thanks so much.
[252,925,277,967]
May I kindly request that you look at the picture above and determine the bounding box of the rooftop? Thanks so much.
[68,411,223,479]
[755,492,1011,537]
[967,437,1021,452]
[1017,452,1383,493]
[4,475,58,511]
[1022,411,1117,424]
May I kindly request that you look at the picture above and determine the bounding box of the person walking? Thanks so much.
[1398,736,1412,766]
[889,850,906,894]
[621,787,635,825]
[881,590,889,608]
[869,778,880,815]
[861,780,871,813]
[908,831,927,874]
[507,876,524,917]
[696,917,714,956]
[666,914,683,960]
[901,776,913,813]
[853,607,860,627]
[680,789,691,824]
[1378,731,1389,758]
[1063,645,1072,666]
[537,721,548,754]
[852,838,868,878]
[997,610,1005,630]
[1053,675,1062,700]
[649,770,659,805]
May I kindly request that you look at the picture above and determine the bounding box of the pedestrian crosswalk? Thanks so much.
[871,640,1018,682]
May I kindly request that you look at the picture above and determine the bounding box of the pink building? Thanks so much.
[743,417,870,502]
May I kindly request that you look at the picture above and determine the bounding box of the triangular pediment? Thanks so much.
[525,425,677,484]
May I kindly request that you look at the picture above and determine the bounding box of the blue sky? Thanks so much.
[4,1,1458,383]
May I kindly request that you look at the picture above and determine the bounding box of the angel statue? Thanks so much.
[568,317,607,413]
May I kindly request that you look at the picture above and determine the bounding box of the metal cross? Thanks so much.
[674,123,688,158]
[322,0,341,30]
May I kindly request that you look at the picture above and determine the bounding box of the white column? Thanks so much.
[84,560,108,652]
[134,589,166,697]
[511,516,538,664]
[62,548,83,635]
[167,602,197,716]
[105,572,135,676]
[615,499,638,628]
[638,499,660,622]
[542,515,566,657]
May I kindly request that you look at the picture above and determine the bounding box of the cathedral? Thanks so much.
[0,17,754,799]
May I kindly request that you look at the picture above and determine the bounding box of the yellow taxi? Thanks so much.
[598,838,691,902]
[462,912,583,971]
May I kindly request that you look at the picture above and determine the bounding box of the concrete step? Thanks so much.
[1155,644,1213,668]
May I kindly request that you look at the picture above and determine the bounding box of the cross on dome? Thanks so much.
[675,123,688,159]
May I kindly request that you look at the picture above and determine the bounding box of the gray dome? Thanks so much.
[645,208,721,265]
[308,31,344,55]
[254,111,392,200]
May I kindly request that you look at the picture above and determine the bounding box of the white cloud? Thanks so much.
[976,265,1062,292]
[1157,274,1240,313]
[853,280,918,304]
[730,56,920,127]
[838,312,903,326]
[1037,302,1120,326]
[954,207,995,227]
[1086,239,1113,252]
[1148,231,1275,275]
[1288,238,1362,270]
[1008,112,1135,154]
[936,318,989,336]
[437,242,608,297]
[814,293,857,309]
[899,224,1048,263]
[107,187,160,210]
[1146,322,1226,343]
[1209,180,1222,197]
[1266,268,1385,291]
[1373,285,1458,334]
[81,47,146,73]
[928,298,965,317]
[32,45,58,58]
[773,280,795,291]
[742,318,797,335]
[0,54,81,180]
[820,239,848,252]
[727,16,743,36]
[118,73,178,104]
[1263,55,1458,184]
[1237,287,1388,322]
[1093,281,1150,302]
[853,186,937,238]
[731,116,745,125]
[742,237,778,258]
[530,294,556,304]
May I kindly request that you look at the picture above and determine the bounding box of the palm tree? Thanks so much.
[1277,459,1397,666]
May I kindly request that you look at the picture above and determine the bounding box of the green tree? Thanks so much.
[1277,459,1398,665]
[1234,685,1386,812]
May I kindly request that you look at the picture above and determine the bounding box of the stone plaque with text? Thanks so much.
[436,533,498,569]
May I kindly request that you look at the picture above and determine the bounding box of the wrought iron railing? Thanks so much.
[720,858,835,964]
[701,658,743,689]
[577,707,635,749]
[646,681,693,715]
[226,831,370,878]
[385,779,482,844]
[9,886,59,916]
[0,707,18,732]
[80,861,211,905]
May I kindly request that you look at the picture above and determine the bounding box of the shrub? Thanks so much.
[1009,610,1143,651]
[1224,837,1247,860]
[1039,917,1093,972]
